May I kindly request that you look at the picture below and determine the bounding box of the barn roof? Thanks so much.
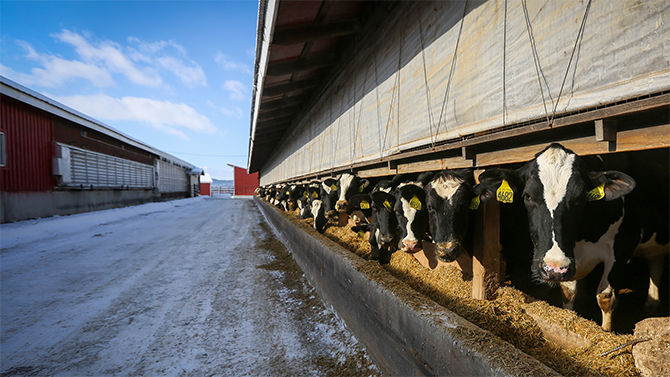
[1,75,202,172]
[247,0,394,173]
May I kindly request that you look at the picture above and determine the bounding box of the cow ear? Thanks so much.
[417,172,435,186]
[475,168,522,203]
[588,171,635,201]
[390,174,405,189]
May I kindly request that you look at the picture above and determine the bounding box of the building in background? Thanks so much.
[0,76,203,223]
[199,172,212,196]
[227,164,258,198]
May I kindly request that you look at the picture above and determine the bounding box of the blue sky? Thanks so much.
[1,1,258,180]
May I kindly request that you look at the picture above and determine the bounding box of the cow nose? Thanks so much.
[539,261,571,281]
[402,239,421,253]
[335,201,348,211]
[436,242,461,262]
[379,235,394,246]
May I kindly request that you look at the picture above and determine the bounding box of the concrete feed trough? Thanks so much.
[256,197,559,376]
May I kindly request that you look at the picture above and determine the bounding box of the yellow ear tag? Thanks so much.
[312,192,319,199]
[409,195,422,210]
[469,196,480,210]
[331,184,338,191]
[586,183,606,201]
[496,179,514,203]
[360,200,370,210]
[303,191,309,198]
[359,183,365,192]
[357,230,366,238]
[383,200,393,212]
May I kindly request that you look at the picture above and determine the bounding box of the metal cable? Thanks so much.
[551,0,593,123]
[434,0,469,146]
[521,0,552,126]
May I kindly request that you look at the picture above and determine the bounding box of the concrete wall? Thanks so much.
[1,190,159,223]
[255,197,559,377]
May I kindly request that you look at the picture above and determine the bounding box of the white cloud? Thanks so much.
[54,29,162,87]
[221,107,244,119]
[49,93,218,139]
[128,36,206,87]
[214,52,252,75]
[1,42,114,88]
[222,80,246,100]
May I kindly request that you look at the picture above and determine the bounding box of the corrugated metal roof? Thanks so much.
[248,0,389,174]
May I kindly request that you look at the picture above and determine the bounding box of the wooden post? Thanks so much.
[595,119,617,142]
[472,196,502,300]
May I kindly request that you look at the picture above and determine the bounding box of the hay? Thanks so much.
[261,199,641,376]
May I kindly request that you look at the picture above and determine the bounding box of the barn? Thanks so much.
[227,163,259,198]
[248,0,669,375]
[0,76,204,223]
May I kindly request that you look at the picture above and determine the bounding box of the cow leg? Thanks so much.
[560,281,577,310]
[644,254,664,311]
[596,260,616,331]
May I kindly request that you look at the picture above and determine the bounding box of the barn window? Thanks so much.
[0,132,5,167]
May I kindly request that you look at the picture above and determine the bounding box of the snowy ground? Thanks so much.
[1,196,379,376]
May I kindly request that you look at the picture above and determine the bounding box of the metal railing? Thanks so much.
[210,186,257,195]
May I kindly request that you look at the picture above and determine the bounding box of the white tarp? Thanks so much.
[260,0,669,185]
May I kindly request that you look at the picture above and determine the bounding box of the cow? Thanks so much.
[347,193,373,225]
[476,143,637,331]
[320,177,340,215]
[286,184,306,212]
[298,186,321,220]
[394,172,435,253]
[352,190,400,264]
[424,168,477,262]
[334,173,373,212]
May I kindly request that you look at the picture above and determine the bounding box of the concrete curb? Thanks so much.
[255,197,561,377]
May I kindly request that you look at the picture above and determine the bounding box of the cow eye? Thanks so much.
[523,192,532,202]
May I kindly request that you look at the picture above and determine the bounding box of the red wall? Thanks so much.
[0,96,56,192]
[200,182,211,196]
[233,166,259,196]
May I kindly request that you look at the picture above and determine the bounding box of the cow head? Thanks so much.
[370,191,399,250]
[347,193,373,225]
[425,168,476,262]
[335,173,368,212]
[311,199,328,233]
[477,144,635,283]
[320,178,339,214]
[394,172,434,253]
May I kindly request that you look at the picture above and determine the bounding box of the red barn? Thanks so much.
[199,172,212,196]
[227,164,258,198]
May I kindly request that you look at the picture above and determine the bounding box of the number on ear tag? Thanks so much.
[409,195,422,210]
[331,184,338,191]
[360,200,370,210]
[383,200,393,212]
[469,196,480,210]
[496,179,514,203]
[586,183,606,201]
[359,183,365,192]
[357,230,366,238]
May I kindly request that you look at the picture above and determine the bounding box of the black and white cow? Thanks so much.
[477,143,637,331]
[320,177,340,215]
[394,172,435,253]
[334,173,373,212]
[298,186,321,220]
[424,169,476,262]
[352,190,400,264]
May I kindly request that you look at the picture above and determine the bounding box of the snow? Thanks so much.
[1,197,379,376]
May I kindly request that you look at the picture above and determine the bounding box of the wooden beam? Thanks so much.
[260,95,310,112]
[357,166,397,178]
[595,119,617,142]
[266,53,337,76]
[472,197,502,301]
[397,156,473,174]
[257,106,302,121]
[263,79,319,97]
[475,123,670,167]
[273,19,363,45]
